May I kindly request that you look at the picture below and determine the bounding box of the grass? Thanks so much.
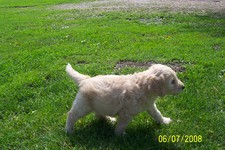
[0,0,225,149]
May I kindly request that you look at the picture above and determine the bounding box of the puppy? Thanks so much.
[65,63,184,135]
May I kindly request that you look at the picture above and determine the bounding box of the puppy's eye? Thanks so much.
[171,79,176,84]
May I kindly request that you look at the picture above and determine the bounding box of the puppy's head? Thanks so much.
[148,64,184,97]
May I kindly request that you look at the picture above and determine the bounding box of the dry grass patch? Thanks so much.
[54,0,225,13]
[115,60,187,73]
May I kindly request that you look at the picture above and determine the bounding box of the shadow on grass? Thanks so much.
[67,119,179,149]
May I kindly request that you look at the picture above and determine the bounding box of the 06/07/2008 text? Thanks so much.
[158,135,202,143]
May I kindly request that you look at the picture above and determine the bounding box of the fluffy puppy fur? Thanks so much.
[65,63,184,135]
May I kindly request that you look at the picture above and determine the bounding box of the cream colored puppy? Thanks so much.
[65,63,184,135]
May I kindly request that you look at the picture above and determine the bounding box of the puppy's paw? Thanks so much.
[161,117,172,124]
[115,130,126,136]
[65,126,74,135]
[106,116,117,123]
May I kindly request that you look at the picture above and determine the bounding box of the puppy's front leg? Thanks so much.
[147,103,172,124]
[115,115,132,136]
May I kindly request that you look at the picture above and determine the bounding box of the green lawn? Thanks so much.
[0,0,224,149]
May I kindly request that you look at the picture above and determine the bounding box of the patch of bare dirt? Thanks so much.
[115,60,186,72]
[54,0,225,13]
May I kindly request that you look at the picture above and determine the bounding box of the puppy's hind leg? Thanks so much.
[66,93,91,135]
[95,114,117,123]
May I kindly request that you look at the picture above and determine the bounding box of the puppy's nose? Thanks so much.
[182,86,185,90]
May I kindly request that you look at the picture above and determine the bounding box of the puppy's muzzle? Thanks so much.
[176,81,185,94]
[181,85,185,90]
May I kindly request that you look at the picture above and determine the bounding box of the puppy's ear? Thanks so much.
[149,74,165,96]
[137,75,154,91]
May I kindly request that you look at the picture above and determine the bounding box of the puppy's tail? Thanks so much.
[66,63,90,85]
